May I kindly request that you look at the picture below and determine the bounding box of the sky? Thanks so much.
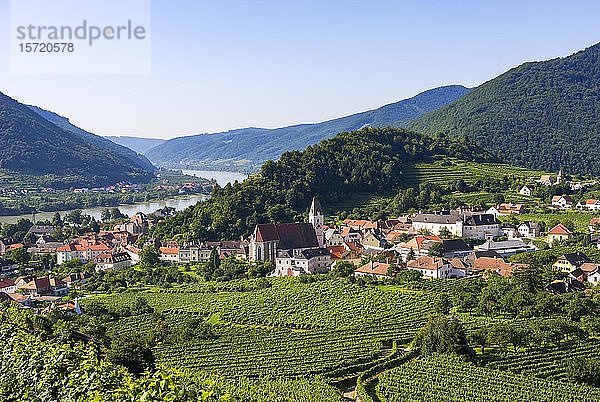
[0,0,599,139]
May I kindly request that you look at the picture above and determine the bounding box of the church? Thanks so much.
[249,197,331,276]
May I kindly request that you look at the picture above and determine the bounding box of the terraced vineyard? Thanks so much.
[401,158,546,188]
[377,354,600,402]
[482,341,600,381]
[92,278,435,378]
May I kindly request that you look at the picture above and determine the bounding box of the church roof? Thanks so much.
[255,223,319,249]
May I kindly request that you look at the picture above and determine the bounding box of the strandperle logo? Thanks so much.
[15,20,147,46]
[10,0,151,74]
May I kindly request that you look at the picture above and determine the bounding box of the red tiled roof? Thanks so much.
[407,256,447,271]
[355,261,390,276]
[327,246,348,260]
[548,223,572,235]
[159,247,180,254]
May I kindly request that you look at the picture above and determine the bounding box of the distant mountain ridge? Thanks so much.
[407,42,600,175]
[0,91,154,188]
[106,136,166,155]
[145,85,470,170]
[29,106,156,173]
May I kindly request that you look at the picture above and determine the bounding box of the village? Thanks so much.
[1,168,600,312]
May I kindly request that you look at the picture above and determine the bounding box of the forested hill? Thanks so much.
[407,42,600,175]
[145,85,470,170]
[29,106,156,172]
[0,91,154,188]
[153,127,495,241]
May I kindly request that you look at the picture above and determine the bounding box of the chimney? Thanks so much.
[371,260,375,271]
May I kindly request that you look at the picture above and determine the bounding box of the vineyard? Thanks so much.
[401,158,545,188]
[481,341,600,381]
[377,354,600,402]
[91,278,436,378]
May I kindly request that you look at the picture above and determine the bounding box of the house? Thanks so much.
[393,235,442,262]
[552,253,592,272]
[342,219,378,232]
[159,246,180,263]
[547,224,573,245]
[502,224,518,239]
[62,272,92,287]
[539,171,562,186]
[325,228,344,247]
[411,211,463,237]
[551,195,573,209]
[361,230,388,250]
[486,203,524,217]
[545,278,585,295]
[589,218,600,233]
[576,199,600,211]
[94,252,133,271]
[0,278,16,293]
[340,226,362,243]
[27,225,56,238]
[385,230,408,244]
[519,185,534,196]
[354,261,391,279]
[327,245,351,260]
[441,239,472,259]
[517,222,543,238]
[406,256,465,279]
[273,248,331,277]
[587,266,600,286]
[475,239,537,258]
[461,214,503,240]
[56,242,112,264]
[471,256,524,277]
[18,276,68,296]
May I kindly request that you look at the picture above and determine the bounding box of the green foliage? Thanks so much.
[412,315,468,356]
[409,43,600,175]
[0,92,153,188]
[153,127,495,240]
[377,354,600,402]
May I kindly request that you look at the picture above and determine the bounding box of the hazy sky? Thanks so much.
[0,0,599,139]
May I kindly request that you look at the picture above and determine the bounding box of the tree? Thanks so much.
[438,227,452,239]
[6,247,30,265]
[330,261,356,278]
[412,314,469,357]
[428,242,445,256]
[107,334,155,376]
[202,248,221,281]
[468,327,488,353]
[406,247,416,261]
[139,245,160,268]
[435,293,453,315]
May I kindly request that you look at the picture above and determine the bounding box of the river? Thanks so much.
[0,170,247,225]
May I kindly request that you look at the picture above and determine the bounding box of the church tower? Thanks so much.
[309,196,324,248]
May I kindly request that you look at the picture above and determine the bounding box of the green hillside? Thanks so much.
[0,91,154,188]
[149,127,510,239]
[407,42,600,175]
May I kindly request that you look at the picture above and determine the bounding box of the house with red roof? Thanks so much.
[546,224,573,246]
[56,242,112,264]
[354,261,391,279]
[406,256,466,279]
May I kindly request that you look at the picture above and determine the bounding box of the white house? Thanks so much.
[517,222,543,238]
[519,185,534,196]
[406,256,466,279]
[412,210,501,240]
[551,195,574,209]
[273,248,331,277]
[94,252,132,271]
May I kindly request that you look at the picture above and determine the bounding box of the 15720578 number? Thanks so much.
[19,43,74,52]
